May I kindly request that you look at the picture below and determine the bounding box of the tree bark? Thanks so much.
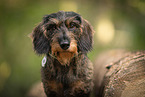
[97,50,145,97]
[27,81,46,97]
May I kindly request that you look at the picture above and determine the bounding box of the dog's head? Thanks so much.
[30,11,94,65]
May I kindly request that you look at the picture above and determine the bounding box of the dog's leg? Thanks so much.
[64,80,93,97]
[42,80,63,97]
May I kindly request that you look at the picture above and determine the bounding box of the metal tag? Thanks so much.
[42,56,47,67]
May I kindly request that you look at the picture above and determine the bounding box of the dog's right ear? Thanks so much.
[30,23,50,54]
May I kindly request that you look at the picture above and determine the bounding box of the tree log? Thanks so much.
[98,51,145,97]
[93,49,130,97]
[27,81,46,97]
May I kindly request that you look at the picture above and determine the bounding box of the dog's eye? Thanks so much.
[69,22,77,28]
[47,24,57,31]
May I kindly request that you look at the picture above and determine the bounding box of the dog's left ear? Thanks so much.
[78,20,94,53]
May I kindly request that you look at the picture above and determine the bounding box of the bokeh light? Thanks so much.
[59,0,77,12]
[96,18,115,44]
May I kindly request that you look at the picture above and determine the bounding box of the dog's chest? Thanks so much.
[54,64,77,85]
[42,55,85,86]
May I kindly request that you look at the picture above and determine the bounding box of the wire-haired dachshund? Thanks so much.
[30,11,94,97]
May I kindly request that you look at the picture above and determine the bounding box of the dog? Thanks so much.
[30,11,94,97]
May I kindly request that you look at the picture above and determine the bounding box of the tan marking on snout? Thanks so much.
[51,39,78,65]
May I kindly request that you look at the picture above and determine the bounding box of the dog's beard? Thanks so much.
[51,40,78,65]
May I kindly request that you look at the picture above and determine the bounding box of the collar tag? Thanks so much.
[42,56,47,67]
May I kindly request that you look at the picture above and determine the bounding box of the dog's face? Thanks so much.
[31,11,94,65]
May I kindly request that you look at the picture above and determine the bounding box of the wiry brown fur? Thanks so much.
[30,11,94,97]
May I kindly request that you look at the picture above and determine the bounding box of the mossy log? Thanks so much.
[97,51,145,97]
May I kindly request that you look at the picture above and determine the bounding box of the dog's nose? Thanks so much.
[60,40,70,50]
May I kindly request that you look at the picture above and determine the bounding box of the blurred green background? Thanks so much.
[0,0,145,97]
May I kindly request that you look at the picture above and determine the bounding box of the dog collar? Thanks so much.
[42,56,47,67]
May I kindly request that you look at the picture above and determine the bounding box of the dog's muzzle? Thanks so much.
[51,34,77,65]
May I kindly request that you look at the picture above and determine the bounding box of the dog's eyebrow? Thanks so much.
[48,18,59,24]
[66,16,81,24]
